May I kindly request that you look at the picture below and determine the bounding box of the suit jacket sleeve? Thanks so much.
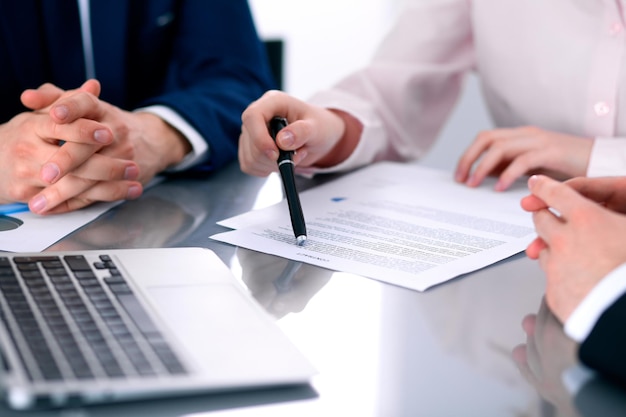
[133,0,275,173]
[574,375,626,417]
[579,292,626,388]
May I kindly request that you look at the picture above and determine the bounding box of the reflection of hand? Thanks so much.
[237,248,332,319]
[512,300,580,417]
[455,126,592,191]
[520,175,626,323]
[22,79,190,214]
[49,193,194,251]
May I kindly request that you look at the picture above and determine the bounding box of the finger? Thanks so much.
[71,154,139,182]
[238,125,278,176]
[454,130,497,183]
[525,237,547,259]
[521,313,537,336]
[241,90,313,154]
[20,79,101,111]
[511,345,540,385]
[275,119,317,151]
[537,248,551,285]
[35,116,113,147]
[78,79,101,96]
[240,102,282,163]
[524,329,544,379]
[532,209,563,245]
[565,176,626,208]
[40,143,101,184]
[527,175,591,219]
[495,151,548,191]
[20,83,65,110]
[44,182,144,214]
[535,300,552,330]
[28,176,143,214]
[511,344,528,367]
[464,136,529,188]
[37,117,116,185]
[49,88,107,124]
[520,194,549,212]
[455,128,526,183]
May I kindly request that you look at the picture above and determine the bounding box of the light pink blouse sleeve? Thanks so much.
[587,138,626,177]
[299,0,475,176]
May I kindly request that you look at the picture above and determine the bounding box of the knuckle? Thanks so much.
[13,163,33,182]
[54,148,75,169]
[263,89,284,100]
[7,185,34,202]
[241,107,255,124]
[475,130,495,144]
[521,125,541,135]
[107,164,123,181]
[12,140,36,161]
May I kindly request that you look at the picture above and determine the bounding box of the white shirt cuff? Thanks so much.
[587,137,626,177]
[564,262,626,342]
[135,105,209,172]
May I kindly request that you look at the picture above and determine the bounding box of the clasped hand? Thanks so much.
[521,175,626,323]
[0,79,188,214]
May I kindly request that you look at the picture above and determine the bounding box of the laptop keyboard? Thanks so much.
[0,254,187,382]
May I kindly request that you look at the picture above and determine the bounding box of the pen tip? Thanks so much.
[296,236,307,246]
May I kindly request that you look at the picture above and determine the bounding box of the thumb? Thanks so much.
[527,175,590,220]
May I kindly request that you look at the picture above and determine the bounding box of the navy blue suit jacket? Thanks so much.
[0,0,275,172]
[579,292,626,388]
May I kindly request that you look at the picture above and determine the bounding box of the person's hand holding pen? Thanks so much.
[268,116,307,245]
[239,90,363,176]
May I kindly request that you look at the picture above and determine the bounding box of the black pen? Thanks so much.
[268,116,307,246]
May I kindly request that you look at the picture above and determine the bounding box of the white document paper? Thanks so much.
[0,177,165,253]
[0,201,119,253]
[211,162,536,291]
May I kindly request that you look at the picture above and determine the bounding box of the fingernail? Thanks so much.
[94,129,111,144]
[124,165,139,180]
[52,105,69,121]
[494,180,506,192]
[528,175,538,188]
[454,170,463,182]
[279,131,294,147]
[126,185,142,200]
[466,175,478,187]
[30,195,47,213]
[41,163,60,183]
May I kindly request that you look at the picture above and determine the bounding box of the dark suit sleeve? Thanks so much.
[136,0,275,172]
[574,376,626,417]
[579,292,626,388]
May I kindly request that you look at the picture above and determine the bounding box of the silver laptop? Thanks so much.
[0,247,316,410]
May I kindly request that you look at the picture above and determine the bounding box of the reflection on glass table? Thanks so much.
[513,299,626,417]
[0,384,317,417]
[237,248,333,319]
